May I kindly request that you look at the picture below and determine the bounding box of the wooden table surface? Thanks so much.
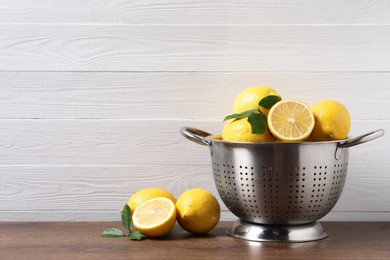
[0,221,389,259]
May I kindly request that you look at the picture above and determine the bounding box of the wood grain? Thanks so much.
[0,72,389,120]
[1,25,390,72]
[0,164,389,220]
[2,209,390,222]
[0,222,389,259]
[0,119,386,166]
[1,0,390,24]
[0,1,389,222]
[0,114,387,222]
[0,164,218,211]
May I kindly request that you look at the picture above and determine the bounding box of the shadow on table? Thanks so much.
[148,225,228,241]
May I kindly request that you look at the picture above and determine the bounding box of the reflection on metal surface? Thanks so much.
[227,219,328,242]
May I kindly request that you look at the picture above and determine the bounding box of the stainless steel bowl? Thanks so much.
[181,127,384,242]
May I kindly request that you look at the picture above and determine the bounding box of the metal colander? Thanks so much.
[181,127,384,242]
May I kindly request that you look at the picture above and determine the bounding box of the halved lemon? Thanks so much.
[268,99,315,141]
[132,197,177,237]
[128,187,176,213]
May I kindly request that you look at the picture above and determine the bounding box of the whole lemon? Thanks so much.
[222,118,275,142]
[128,187,176,213]
[176,188,220,234]
[233,86,281,115]
[310,100,351,141]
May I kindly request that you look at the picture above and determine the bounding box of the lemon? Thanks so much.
[132,197,177,237]
[268,99,315,141]
[128,187,176,213]
[233,86,281,116]
[310,100,351,141]
[176,188,220,234]
[222,118,275,142]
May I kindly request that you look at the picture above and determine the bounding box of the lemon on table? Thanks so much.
[132,197,177,237]
[310,100,351,141]
[176,188,220,234]
[128,187,176,213]
[222,117,275,142]
[233,86,281,115]
[267,99,315,141]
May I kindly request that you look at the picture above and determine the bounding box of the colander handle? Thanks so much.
[335,129,385,160]
[180,127,212,146]
[338,129,385,148]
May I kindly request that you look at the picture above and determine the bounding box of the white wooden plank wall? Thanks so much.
[0,0,389,222]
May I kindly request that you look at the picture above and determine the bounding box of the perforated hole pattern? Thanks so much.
[213,162,348,224]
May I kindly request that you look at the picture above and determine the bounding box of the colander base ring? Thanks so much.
[227,219,328,242]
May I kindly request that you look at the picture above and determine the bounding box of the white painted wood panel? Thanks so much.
[0,165,388,221]
[338,167,390,211]
[0,165,218,211]
[1,25,390,72]
[0,72,388,120]
[0,119,386,167]
[1,0,390,25]
[0,1,389,222]
[1,210,390,222]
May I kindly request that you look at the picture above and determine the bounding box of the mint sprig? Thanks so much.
[223,95,281,135]
[247,112,268,134]
[121,203,132,230]
[259,95,282,109]
[128,230,143,240]
[100,228,125,237]
[100,204,143,241]
[223,109,257,121]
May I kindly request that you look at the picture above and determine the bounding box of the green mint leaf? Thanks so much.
[259,95,281,109]
[100,228,125,237]
[128,230,143,241]
[223,109,256,121]
[247,112,268,135]
[121,204,132,231]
